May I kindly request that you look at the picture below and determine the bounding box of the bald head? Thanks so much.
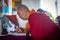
[17,5,30,20]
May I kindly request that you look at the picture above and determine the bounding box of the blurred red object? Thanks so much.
[29,13,60,40]
[5,15,19,26]
[5,0,8,5]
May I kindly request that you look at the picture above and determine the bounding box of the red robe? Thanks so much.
[29,13,60,40]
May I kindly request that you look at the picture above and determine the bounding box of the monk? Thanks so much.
[17,5,35,33]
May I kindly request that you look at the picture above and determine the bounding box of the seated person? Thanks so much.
[16,5,36,33]
[37,8,44,13]
[56,16,60,26]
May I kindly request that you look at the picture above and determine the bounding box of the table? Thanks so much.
[0,33,26,40]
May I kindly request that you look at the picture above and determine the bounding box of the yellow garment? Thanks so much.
[15,0,21,2]
[12,0,15,9]
[12,0,21,9]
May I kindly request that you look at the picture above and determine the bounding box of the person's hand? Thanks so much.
[15,28,22,33]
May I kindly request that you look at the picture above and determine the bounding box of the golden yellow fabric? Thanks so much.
[12,0,15,9]
[15,0,21,2]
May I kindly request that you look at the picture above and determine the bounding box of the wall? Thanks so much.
[22,0,40,11]
[40,0,57,19]
[58,0,60,15]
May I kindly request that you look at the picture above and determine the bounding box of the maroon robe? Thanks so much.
[28,13,60,40]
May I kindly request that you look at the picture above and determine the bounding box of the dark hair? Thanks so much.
[37,9,44,12]
[56,16,60,19]
[56,16,60,26]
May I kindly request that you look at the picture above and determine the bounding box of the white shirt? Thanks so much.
[13,11,28,28]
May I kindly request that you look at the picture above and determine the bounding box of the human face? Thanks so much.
[17,5,30,20]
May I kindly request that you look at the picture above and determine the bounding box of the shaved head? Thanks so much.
[17,5,30,20]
